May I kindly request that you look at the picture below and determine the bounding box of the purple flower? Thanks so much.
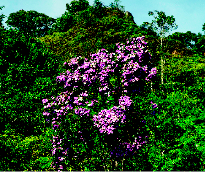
[42,98,48,104]
[42,36,158,169]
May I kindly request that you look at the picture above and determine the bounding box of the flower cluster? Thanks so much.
[42,36,158,171]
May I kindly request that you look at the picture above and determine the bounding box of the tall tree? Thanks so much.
[5,9,56,39]
[145,10,178,87]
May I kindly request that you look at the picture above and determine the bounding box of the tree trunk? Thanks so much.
[160,37,164,91]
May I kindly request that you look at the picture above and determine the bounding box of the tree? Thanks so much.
[202,23,205,35]
[0,5,6,29]
[0,21,69,139]
[48,0,107,34]
[146,10,178,87]
[191,32,204,55]
[66,0,90,16]
[164,31,197,56]
[5,9,56,39]
[47,11,76,34]
[194,34,205,56]
[92,0,107,18]
[108,0,125,12]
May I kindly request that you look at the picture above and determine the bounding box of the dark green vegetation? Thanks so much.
[0,0,204,170]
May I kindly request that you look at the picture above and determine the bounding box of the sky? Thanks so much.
[1,0,205,38]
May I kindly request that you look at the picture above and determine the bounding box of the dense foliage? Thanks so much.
[0,0,204,170]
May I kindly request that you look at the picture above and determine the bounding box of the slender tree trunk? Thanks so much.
[160,37,164,85]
